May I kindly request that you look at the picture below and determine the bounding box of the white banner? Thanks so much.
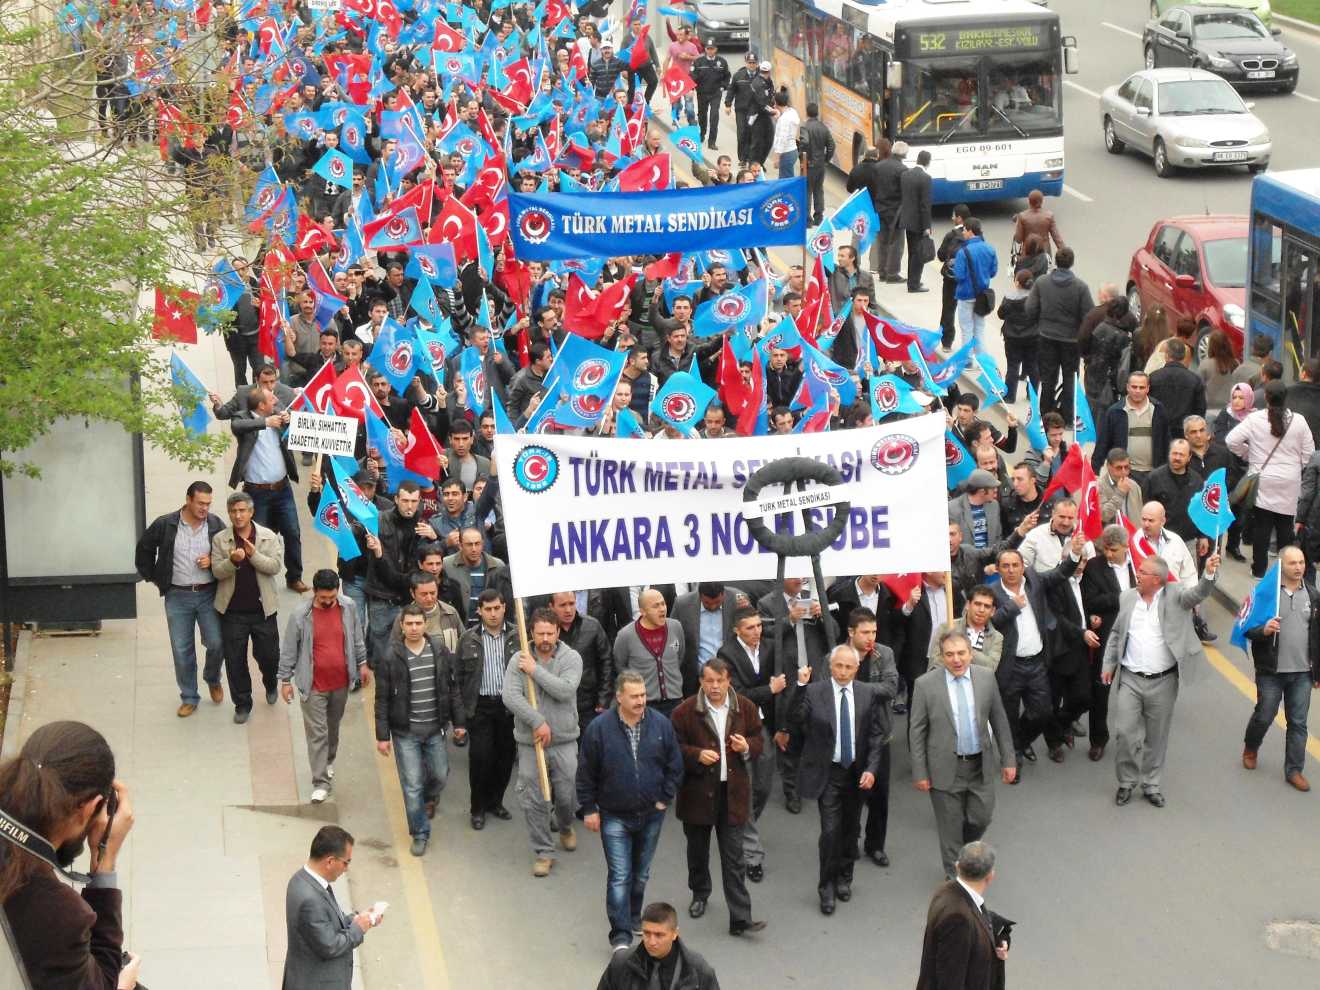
[495,414,951,598]
[307,0,343,10]
[286,411,357,456]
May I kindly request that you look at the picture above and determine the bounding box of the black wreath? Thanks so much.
[741,457,851,558]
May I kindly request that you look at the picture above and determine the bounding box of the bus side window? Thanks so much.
[1251,218,1282,323]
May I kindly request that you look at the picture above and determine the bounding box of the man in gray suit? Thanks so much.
[283,826,380,990]
[911,631,1017,879]
[672,582,749,693]
[1102,551,1220,808]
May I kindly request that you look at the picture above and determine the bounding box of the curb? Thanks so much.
[0,631,31,761]
[1275,12,1320,41]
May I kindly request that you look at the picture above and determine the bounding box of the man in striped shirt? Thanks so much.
[375,604,464,856]
[457,588,519,831]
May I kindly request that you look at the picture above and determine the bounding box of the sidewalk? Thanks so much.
[0,324,378,989]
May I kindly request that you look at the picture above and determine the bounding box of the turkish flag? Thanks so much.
[387,179,435,228]
[293,215,337,260]
[429,196,479,262]
[628,26,652,70]
[461,156,509,212]
[645,253,682,281]
[153,287,199,343]
[867,314,919,362]
[403,407,443,479]
[478,196,510,249]
[432,16,465,51]
[562,274,605,339]
[617,153,671,193]
[503,57,534,107]
[881,573,924,604]
[718,338,752,417]
[291,357,339,414]
[735,354,764,437]
[1041,444,1087,504]
[331,365,387,422]
[662,64,695,102]
[257,290,282,366]
[495,257,531,312]
[1076,459,1104,541]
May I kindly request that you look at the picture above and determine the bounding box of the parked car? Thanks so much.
[1100,68,1271,177]
[1126,214,1250,360]
[1151,0,1273,27]
[1143,5,1298,92]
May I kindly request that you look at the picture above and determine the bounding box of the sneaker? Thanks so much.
[532,857,554,877]
[560,827,577,852]
[310,787,330,804]
[611,943,631,953]
[410,835,428,857]
[327,764,335,780]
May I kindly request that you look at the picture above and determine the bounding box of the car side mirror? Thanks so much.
[1175,32,1191,43]
[1271,26,1283,37]
[1136,106,1152,116]
[1174,273,1198,289]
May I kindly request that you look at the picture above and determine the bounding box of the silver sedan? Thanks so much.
[1100,67,1271,177]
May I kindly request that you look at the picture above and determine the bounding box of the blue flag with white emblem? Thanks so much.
[1073,377,1098,446]
[651,371,717,437]
[691,279,769,339]
[313,483,362,561]
[869,374,925,420]
[170,353,211,437]
[1188,467,1235,541]
[830,187,881,256]
[329,455,379,538]
[1231,560,1279,651]
[1024,381,1049,451]
[368,318,417,395]
[944,429,976,490]
[312,148,355,189]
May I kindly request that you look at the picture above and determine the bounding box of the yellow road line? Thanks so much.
[361,684,450,990]
[1203,645,1320,760]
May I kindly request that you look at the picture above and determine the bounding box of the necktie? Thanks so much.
[955,675,975,755]
[839,687,853,767]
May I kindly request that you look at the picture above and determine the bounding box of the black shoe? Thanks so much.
[746,863,764,883]
[867,849,889,867]
[884,275,905,284]
[1194,616,1217,643]
[470,814,486,830]
[1144,790,1166,808]
[907,284,930,293]
[891,700,908,715]
[490,804,513,821]
[1049,746,1065,764]
[730,920,767,936]
[689,897,707,919]
[266,689,278,705]
[786,796,802,815]
[835,880,852,902]
[818,884,836,915]
[1228,548,1246,562]
[1088,742,1107,762]
[1115,786,1134,806]
[233,708,251,725]
[1022,745,1038,763]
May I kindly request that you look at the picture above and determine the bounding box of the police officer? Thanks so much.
[692,39,731,150]
[724,52,760,167]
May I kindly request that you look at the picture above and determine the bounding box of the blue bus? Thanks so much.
[1247,169,1320,382]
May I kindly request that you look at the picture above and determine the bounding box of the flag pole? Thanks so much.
[943,571,954,626]
[514,597,554,802]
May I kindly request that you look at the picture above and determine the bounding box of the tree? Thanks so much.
[0,2,240,476]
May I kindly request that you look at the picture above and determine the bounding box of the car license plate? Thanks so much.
[1246,70,1275,79]
[732,31,749,39]
[967,179,1004,191]
[1213,151,1249,161]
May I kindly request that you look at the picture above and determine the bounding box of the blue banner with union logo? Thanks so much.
[507,178,809,261]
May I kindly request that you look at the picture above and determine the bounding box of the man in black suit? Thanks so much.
[1045,550,1098,764]
[895,572,966,713]
[845,607,899,869]
[899,149,934,292]
[826,574,894,647]
[1080,524,1136,762]
[719,606,787,883]
[758,579,832,812]
[990,535,1083,778]
[916,841,1009,990]
[788,644,890,916]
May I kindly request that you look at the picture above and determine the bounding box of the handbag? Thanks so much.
[918,233,936,265]
[1229,428,1287,511]
[973,286,995,317]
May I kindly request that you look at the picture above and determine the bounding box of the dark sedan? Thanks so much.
[1142,4,1299,92]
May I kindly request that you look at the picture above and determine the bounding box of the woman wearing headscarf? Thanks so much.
[1214,383,1254,561]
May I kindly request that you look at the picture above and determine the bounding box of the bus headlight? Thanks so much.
[1223,304,1246,329]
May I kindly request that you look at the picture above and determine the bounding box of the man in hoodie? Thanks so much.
[1026,247,1095,425]
[503,608,584,878]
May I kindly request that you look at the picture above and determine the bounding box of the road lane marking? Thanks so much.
[1294,92,1320,103]
[1063,184,1094,202]
[362,686,450,990]
[1203,645,1320,760]
[1102,21,1144,40]
[1065,80,1102,100]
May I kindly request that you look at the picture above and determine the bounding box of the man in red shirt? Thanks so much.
[279,570,370,803]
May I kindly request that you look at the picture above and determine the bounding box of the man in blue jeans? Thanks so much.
[1242,546,1320,792]
[951,217,999,352]
[375,605,464,856]
[228,386,307,592]
[578,671,684,951]
[134,480,226,717]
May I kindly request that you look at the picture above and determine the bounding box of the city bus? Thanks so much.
[1247,169,1320,382]
[758,0,1078,203]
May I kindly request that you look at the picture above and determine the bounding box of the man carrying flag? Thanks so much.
[1101,548,1220,809]
[1238,548,1318,792]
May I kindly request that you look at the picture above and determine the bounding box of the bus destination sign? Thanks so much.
[908,24,1044,55]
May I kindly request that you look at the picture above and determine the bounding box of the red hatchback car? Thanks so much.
[1126,214,1249,360]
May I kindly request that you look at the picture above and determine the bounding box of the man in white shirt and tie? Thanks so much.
[1102,550,1220,807]
[910,633,1016,879]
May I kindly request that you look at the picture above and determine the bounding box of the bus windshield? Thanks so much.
[898,53,1061,139]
